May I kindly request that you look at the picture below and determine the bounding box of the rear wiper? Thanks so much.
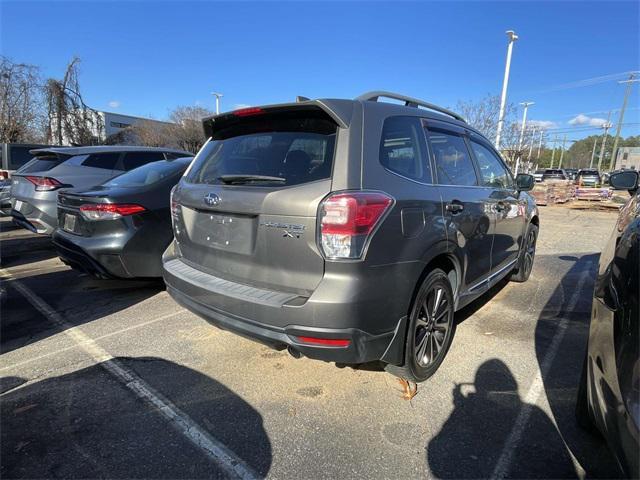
[217,175,286,184]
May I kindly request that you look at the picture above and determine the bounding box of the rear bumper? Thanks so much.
[162,246,409,365]
[52,229,132,278]
[11,198,57,234]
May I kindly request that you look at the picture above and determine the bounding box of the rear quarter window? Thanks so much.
[379,116,432,183]
[81,152,121,170]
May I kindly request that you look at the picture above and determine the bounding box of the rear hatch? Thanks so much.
[10,153,70,200]
[173,105,341,296]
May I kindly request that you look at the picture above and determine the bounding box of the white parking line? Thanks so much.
[490,263,592,480]
[0,310,185,372]
[3,271,257,480]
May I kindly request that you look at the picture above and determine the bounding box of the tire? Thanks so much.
[511,223,538,283]
[386,269,456,383]
[576,351,597,433]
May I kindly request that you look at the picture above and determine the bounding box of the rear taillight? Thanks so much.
[26,176,65,192]
[79,203,146,221]
[170,186,180,218]
[318,191,394,260]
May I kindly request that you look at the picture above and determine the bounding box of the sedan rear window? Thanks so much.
[186,119,336,187]
[104,159,190,187]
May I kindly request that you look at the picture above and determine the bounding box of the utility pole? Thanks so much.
[495,30,518,149]
[559,134,567,168]
[550,135,558,168]
[534,129,544,171]
[526,126,537,172]
[597,112,613,172]
[211,92,223,114]
[515,101,534,174]
[610,73,639,169]
[589,137,598,168]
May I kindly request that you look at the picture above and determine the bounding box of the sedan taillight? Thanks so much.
[79,203,146,221]
[318,191,394,260]
[26,176,65,191]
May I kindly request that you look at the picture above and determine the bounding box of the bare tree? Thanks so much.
[0,56,45,143]
[168,106,214,153]
[44,57,104,145]
[456,94,528,168]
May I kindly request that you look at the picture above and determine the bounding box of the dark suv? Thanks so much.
[163,92,539,382]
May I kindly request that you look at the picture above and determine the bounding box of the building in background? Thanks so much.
[613,146,640,171]
[98,111,172,140]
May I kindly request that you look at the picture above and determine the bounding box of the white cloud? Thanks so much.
[528,120,557,130]
[108,100,121,109]
[568,113,606,127]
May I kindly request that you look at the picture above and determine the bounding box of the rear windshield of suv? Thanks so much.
[578,170,599,176]
[16,155,68,174]
[186,117,337,187]
[104,159,190,187]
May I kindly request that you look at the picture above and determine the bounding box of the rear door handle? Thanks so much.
[445,202,464,214]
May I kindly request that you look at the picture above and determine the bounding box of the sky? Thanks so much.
[1,0,639,142]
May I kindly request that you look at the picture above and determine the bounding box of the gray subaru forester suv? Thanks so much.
[163,91,539,382]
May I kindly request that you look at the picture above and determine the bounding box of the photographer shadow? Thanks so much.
[427,358,577,479]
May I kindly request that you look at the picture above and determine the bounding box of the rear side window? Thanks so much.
[379,117,431,183]
[82,153,121,170]
[122,151,166,171]
[470,141,513,189]
[428,130,477,186]
[186,116,337,187]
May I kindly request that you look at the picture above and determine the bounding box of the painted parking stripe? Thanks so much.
[0,310,185,373]
[490,263,592,479]
[2,271,257,480]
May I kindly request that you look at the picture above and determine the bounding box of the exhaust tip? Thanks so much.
[287,346,302,359]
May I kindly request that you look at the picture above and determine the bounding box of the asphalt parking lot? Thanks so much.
[0,207,625,479]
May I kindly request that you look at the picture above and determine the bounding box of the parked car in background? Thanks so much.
[0,179,12,216]
[0,143,52,179]
[542,168,567,181]
[52,157,193,279]
[532,169,544,182]
[163,91,539,383]
[576,169,639,478]
[10,146,192,234]
[564,168,578,181]
[575,169,601,187]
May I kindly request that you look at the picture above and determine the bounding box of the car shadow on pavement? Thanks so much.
[427,358,578,478]
[534,253,623,478]
[1,268,164,354]
[1,357,272,478]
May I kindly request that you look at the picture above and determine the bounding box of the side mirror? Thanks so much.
[609,170,639,194]
[516,173,535,191]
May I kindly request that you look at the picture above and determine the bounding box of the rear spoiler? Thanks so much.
[202,99,354,138]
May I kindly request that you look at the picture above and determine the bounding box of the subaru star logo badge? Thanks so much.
[204,193,221,206]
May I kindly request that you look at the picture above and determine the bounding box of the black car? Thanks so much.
[542,168,567,181]
[52,157,192,279]
[162,92,538,382]
[576,169,639,477]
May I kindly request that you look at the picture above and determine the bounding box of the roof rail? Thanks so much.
[356,91,466,123]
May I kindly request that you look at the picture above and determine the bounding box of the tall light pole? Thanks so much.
[610,73,639,168]
[536,129,544,162]
[525,126,537,172]
[515,101,534,174]
[495,30,518,150]
[211,92,223,114]
[589,137,598,168]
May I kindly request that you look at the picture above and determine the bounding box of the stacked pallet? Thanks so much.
[575,187,611,201]
[531,180,574,205]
